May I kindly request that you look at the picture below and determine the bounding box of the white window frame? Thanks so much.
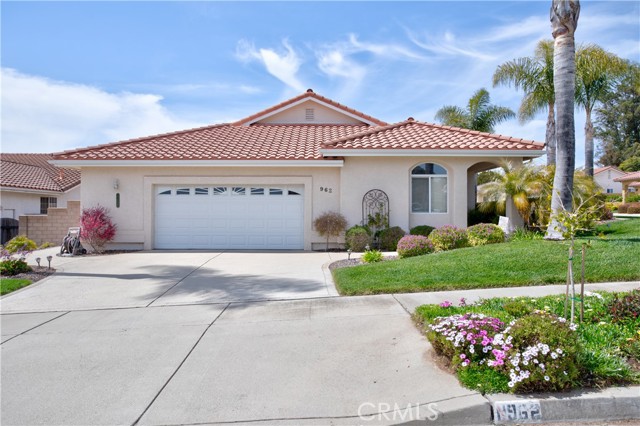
[410,163,448,214]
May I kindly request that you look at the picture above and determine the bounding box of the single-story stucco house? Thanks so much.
[52,90,544,251]
[1,153,81,244]
[594,166,627,194]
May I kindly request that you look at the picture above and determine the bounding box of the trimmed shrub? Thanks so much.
[345,225,372,252]
[410,225,435,237]
[379,226,406,251]
[0,258,31,276]
[80,205,117,253]
[609,290,640,323]
[4,236,37,254]
[500,312,580,393]
[466,223,505,246]
[362,249,383,263]
[502,300,533,317]
[618,202,640,214]
[397,235,434,258]
[428,225,469,251]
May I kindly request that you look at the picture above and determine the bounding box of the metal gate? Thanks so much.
[1,218,19,245]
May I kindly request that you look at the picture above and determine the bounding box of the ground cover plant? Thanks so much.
[414,289,640,394]
[334,219,640,295]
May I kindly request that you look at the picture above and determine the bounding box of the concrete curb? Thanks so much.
[485,386,640,424]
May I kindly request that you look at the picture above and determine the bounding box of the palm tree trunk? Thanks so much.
[584,106,594,176]
[546,102,557,166]
[546,0,580,240]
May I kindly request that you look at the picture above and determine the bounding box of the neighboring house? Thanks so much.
[594,166,626,194]
[52,90,544,251]
[0,154,81,244]
[614,171,640,203]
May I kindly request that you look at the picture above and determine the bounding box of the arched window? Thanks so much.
[411,163,448,213]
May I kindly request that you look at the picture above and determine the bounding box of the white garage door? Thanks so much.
[155,185,304,250]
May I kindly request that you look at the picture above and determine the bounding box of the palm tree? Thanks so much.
[546,0,580,240]
[575,45,627,176]
[434,88,515,133]
[493,40,556,165]
[479,162,545,227]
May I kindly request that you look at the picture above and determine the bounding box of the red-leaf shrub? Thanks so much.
[80,206,117,253]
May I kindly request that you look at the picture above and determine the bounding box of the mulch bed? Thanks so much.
[2,267,56,284]
[328,255,398,271]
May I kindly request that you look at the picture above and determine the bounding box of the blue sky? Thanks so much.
[2,1,639,167]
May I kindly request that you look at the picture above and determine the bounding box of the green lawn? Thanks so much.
[333,219,640,295]
[0,278,32,295]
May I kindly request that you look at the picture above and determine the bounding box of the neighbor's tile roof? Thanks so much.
[54,124,372,161]
[0,153,81,192]
[321,119,544,151]
[234,89,388,127]
[614,171,640,183]
[594,166,624,175]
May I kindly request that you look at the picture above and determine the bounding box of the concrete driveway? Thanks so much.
[0,249,348,313]
[0,249,483,425]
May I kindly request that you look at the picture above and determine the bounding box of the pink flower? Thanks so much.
[440,301,452,308]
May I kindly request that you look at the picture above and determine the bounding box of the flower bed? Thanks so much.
[415,290,640,394]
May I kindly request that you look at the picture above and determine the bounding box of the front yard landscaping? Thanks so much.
[414,289,640,394]
[1,278,32,295]
[333,219,640,295]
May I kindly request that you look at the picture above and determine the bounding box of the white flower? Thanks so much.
[551,352,558,359]
[544,376,550,381]
[508,382,514,388]
[556,348,563,354]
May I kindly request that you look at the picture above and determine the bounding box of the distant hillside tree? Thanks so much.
[594,63,640,167]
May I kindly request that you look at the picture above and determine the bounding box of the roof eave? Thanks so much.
[50,159,345,168]
[319,148,545,158]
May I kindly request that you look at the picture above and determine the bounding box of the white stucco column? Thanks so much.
[622,183,628,204]
[452,165,468,228]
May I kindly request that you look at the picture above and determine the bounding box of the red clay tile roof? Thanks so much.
[233,89,388,127]
[0,153,81,192]
[614,171,640,183]
[594,166,624,175]
[53,124,371,161]
[321,119,544,151]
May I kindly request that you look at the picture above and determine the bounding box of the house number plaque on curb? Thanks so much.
[493,400,542,424]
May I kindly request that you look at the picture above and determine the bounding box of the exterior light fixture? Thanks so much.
[365,245,370,251]
[46,255,53,269]
[113,179,119,190]
[35,257,41,268]
[347,249,352,260]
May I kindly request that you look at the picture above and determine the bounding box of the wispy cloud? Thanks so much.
[314,33,426,96]
[1,68,205,153]
[235,38,305,92]
[407,29,496,61]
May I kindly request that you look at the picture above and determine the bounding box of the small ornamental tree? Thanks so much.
[80,206,117,253]
[313,211,347,251]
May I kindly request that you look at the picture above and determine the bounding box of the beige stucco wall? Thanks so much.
[80,166,342,250]
[79,156,525,250]
[1,186,81,219]
[258,100,365,125]
[339,156,521,232]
